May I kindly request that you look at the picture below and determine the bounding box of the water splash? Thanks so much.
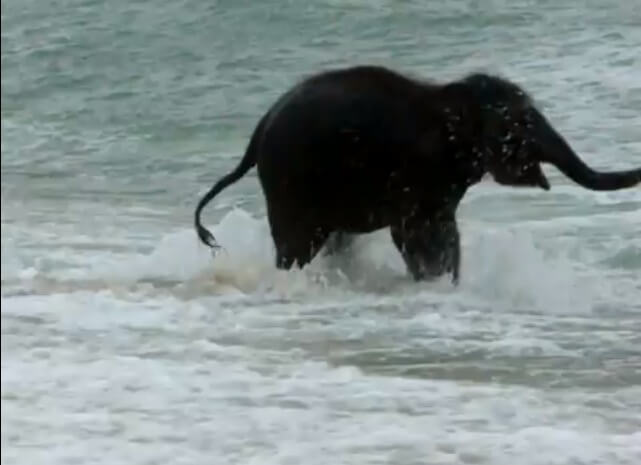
[3,207,622,314]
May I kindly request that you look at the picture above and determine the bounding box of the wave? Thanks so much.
[5,206,637,314]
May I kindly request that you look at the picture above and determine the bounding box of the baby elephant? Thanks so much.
[194,65,641,284]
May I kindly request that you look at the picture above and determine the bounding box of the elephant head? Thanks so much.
[462,74,641,191]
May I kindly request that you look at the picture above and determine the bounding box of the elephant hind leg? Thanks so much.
[391,213,460,284]
[273,228,329,269]
[269,214,330,270]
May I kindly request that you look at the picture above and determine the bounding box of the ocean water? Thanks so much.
[2,0,641,464]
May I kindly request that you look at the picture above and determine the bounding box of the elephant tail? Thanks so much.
[194,115,266,249]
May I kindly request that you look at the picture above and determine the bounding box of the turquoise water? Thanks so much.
[2,1,640,464]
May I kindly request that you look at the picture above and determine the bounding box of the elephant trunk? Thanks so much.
[537,116,641,191]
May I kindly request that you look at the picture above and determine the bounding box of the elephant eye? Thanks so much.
[522,109,537,128]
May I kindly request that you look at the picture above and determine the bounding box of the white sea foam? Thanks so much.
[4,206,625,315]
[2,287,640,465]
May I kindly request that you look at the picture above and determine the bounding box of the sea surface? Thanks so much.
[2,1,641,464]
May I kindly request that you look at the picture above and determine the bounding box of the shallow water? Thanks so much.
[2,1,641,464]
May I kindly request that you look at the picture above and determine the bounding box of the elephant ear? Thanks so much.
[484,112,551,190]
[463,75,550,190]
[488,148,550,190]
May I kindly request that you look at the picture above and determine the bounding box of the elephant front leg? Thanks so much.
[390,212,460,284]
